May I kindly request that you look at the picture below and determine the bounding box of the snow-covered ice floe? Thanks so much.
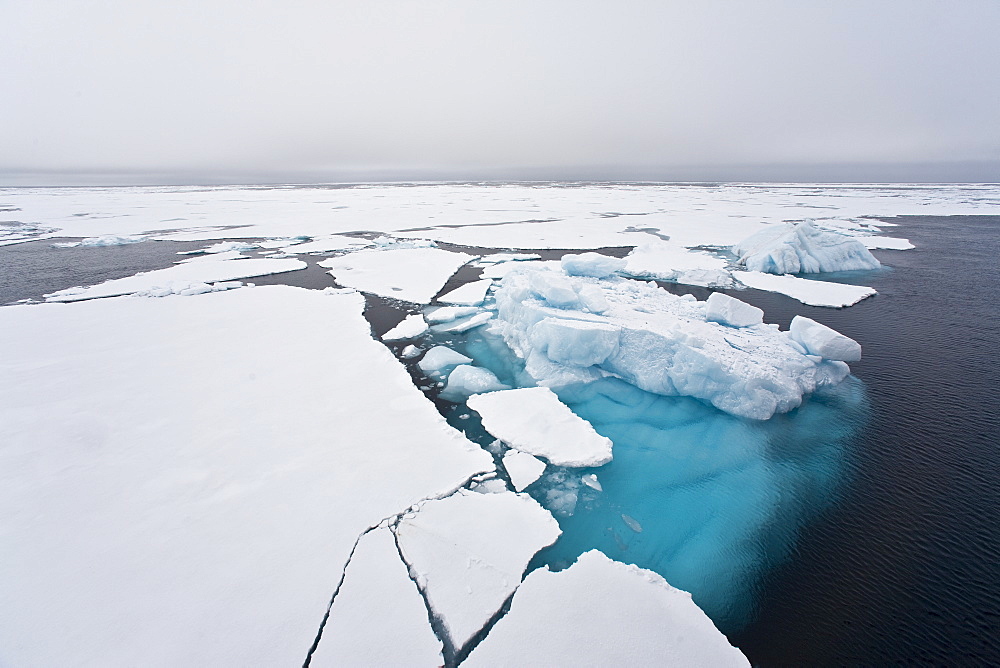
[52,234,146,248]
[320,247,476,303]
[735,271,877,307]
[439,365,510,402]
[467,387,614,467]
[381,313,429,341]
[464,550,750,667]
[279,234,373,254]
[437,279,493,306]
[394,489,561,653]
[734,220,881,274]
[0,286,493,666]
[622,241,734,287]
[43,257,306,301]
[491,264,859,420]
[502,450,547,492]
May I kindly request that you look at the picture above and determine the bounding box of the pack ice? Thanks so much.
[734,220,881,274]
[491,263,859,420]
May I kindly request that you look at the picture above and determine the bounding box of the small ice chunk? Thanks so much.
[400,345,421,359]
[463,551,750,667]
[581,473,602,492]
[621,514,643,533]
[467,387,613,467]
[439,365,510,402]
[433,311,493,333]
[424,306,480,324]
[789,316,862,362]
[437,279,493,306]
[382,314,428,341]
[417,346,473,374]
[502,451,546,492]
[705,292,764,328]
[561,252,626,278]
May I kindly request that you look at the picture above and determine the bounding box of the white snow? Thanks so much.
[735,271,877,307]
[381,314,429,341]
[622,241,733,287]
[310,528,442,667]
[439,365,510,402]
[417,345,473,375]
[44,257,306,302]
[734,220,881,274]
[705,292,764,328]
[394,489,561,652]
[467,387,614,467]
[560,252,627,278]
[502,450,546,492]
[437,279,493,306]
[492,265,854,420]
[464,550,750,667]
[0,286,493,666]
[789,315,862,362]
[320,247,476,303]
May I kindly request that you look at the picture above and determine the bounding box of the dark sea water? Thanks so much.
[3,215,997,666]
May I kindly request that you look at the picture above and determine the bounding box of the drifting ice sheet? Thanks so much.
[0,286,493,666]
[320,247,476,303]
[464,550,750,667]
[623,241,733,287]
[437,279,493,306]
[735,271,877,308]
[394,489,561,652]
[44,258,306,302]
[310,528,443,667]
[734,220,880,274]
[502,450,547,492]
[467,387,614,467]
[382,314,429,341]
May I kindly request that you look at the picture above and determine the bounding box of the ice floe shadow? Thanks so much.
[528,375,870,633]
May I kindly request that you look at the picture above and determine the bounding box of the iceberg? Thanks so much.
[467,387,614,467]
[439,365,510,402]
[789,315,862,362]
[381,314,428,341]
[320,247,476,303]
[491,265,854,420]
[705,292,764,328]
[394,489,561,653]
[464,550,750,667]
[310,528,443,667]
[437,279,493,306]
[734,220,881,274]
[0,286,493,666]
[735,271,877,308]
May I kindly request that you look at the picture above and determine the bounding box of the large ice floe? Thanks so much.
[0,286,494,666]
[490,261,859,420]
[320,246,476,303]
[734,220,881,274]
[735,270,877,307]
[464,550,749,667]
[622,241,734,287]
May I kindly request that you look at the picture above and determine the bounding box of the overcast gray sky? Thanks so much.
[2,0,998,184]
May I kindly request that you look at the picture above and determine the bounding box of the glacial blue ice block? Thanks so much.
[733,220,881,274]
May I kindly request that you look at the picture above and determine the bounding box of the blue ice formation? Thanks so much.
[734,220,880,274]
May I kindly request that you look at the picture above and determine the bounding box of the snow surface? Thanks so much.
[736,271,877,307]
[320,247,476,303]
[394,489,561,652]
[0,286,493,666]
[705,292,764,328]
[622,241,733,287]
[437,279,493,306]
[310,528,443,667]
[502,450,547,492]
[790,315,863,362]
[439,365,510,402]
[734,220,881,274]
[464,550,750,667]
[467,387,614,467]
[43,257,306,302]
[381,314,429,341]
[492,265,854,420]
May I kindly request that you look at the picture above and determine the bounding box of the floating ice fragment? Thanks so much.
[432,311,493,333]
[437,279,493,306]
[439,365,510,402]
[401,345,422,359]
[581,473,602,492]
[561,252,627,278]
[705,292,764,328]
[734,220,880,274]
[735,271,876,307]
[463,551,750,667]
[502,451,546,492]
[53,234,146,248]
[381,314,428,341]
[467,387,613,467]
[425,305,480,323]
[320,247,476,303]
[417,346,472,375]
[789,316,862,362]
[622,514,643,533]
